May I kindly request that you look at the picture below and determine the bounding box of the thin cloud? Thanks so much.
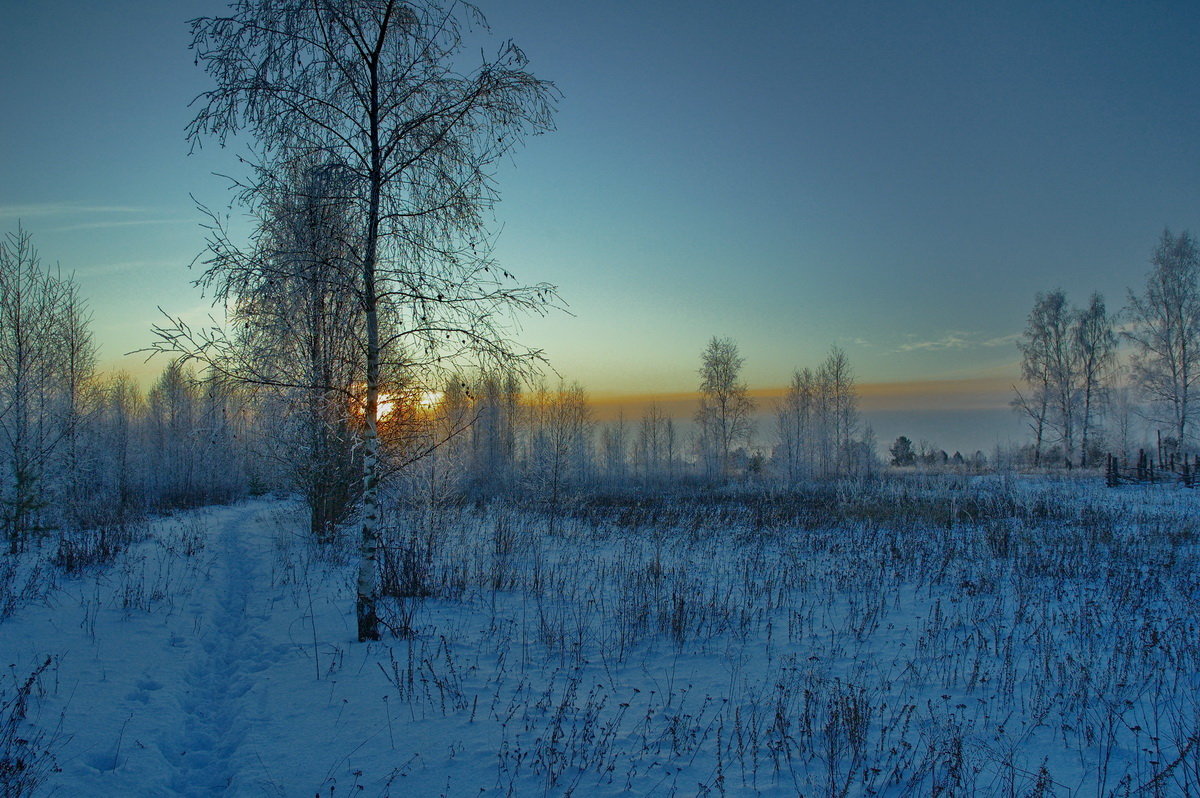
[0,203,151,219]
[980,333,1021,348]
[46,218,189,233]
[897,331,974,352]
[897,330,1020,353]
[74,259,163,278]
[0,203,187,232]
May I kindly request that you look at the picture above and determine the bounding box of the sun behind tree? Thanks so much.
[177,0,560,641]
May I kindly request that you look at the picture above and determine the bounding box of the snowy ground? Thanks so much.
[2,478,1200,796]
[2,502,401,796]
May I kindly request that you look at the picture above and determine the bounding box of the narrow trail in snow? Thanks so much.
[159,506,274,795]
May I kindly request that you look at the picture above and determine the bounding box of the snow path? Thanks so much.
[0,504,286,794]
[160,505,272,795]
[1,500,405,795]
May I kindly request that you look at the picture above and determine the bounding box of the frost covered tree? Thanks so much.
[1074,293,1115,466]
[1014,289,1116,467]
[56,279,101,524]
[469,373,520,495]
[525,381,592,525]
[95,373,148,515]
[817,347,859,475]
[775,348,865,480]
[400,377,473,536]
[170,0,558,641]
[197,159,367,541]
[1107,372,1141,461]
[634,403,673,482]
[0,227,96,550]
[600,412,629,484]
[1125,229,1200,453]
[696,337,754,478]
[1014,290,1075,466]
[777,367,817,483]
[146,361,201,508]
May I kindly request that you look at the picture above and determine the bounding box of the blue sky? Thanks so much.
[3,1,1200,446]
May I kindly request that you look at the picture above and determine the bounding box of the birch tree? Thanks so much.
[696,337,754,478]
[600,412,629,484]
[401,378,471,537]
[525,381,591,525]
[1074,293,1115,466]
[170,0,558,641]
[818,347,859,475]
[1125,229,1200,453]
[56,279,100,525]
[775,349,865,480]
[1014,290,1075,466]
[469,373,520,495]
[777,367,816,484]
[146,361,201,508]
[634,403,670,482]
[97,373,147,516]
[0,227,95,550]
[208,160,366,541]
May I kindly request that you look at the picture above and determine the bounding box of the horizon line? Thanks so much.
[588,375,1014,414]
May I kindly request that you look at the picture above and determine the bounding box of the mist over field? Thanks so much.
[865,408,1025,459]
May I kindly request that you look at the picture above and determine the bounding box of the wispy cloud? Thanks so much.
[897,331,975,352]
[897,330,1019,353]
[75,259,165,278]
[980,333,1021,348]
[0,204,190,233]
[46,218,189,233]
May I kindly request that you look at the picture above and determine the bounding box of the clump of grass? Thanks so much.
[0,657,63,798]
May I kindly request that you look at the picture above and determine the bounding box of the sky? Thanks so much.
[3,1,1200,452]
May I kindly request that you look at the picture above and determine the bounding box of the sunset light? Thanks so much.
[6,1,1200,793]
[376,393,396,419]
[368,390,442,419]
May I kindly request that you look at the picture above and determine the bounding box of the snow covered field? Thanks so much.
[2,477,1199,796]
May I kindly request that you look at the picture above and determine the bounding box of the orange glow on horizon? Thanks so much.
[584,375,1016,421]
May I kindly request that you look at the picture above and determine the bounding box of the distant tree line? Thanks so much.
[28,219,1200,574]
[0,228,259,555]
[887,436,988,471]
[0,228,887,560]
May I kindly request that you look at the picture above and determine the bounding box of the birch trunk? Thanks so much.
[356,44,385,643]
